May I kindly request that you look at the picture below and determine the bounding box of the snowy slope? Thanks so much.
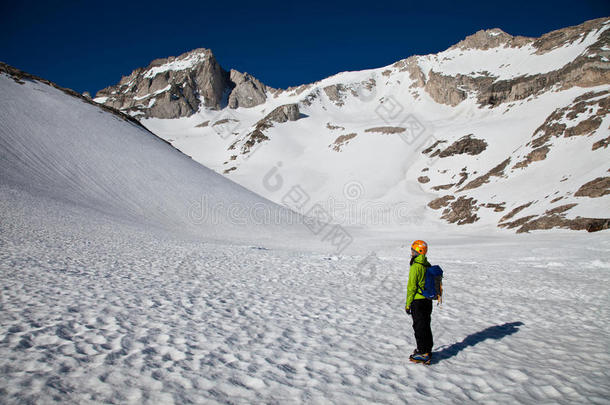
[0,71,316,248]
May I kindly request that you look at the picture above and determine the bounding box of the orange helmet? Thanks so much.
[411,240,428,255]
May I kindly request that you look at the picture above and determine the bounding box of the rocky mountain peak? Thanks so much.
[450,28,532,51]
[94,48,271,119]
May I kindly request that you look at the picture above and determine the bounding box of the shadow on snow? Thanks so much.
[432,321,524,364]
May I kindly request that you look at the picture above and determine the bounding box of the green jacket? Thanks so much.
[405,254,430,309]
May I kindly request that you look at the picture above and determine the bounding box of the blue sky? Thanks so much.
[1,0,608,95]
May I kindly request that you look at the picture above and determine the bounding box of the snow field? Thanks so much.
[1,208,609,404]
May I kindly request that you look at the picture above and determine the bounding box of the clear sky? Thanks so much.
[1,0,608,95]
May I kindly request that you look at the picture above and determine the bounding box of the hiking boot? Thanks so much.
[409,352,431,364]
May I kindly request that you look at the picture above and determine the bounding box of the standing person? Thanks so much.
[405,240,433,364]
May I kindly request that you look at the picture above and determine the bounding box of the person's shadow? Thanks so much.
[432,321,524,364]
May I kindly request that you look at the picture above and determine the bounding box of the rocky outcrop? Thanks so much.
[94,49,272,119]
[484,203,506,212]
[513,146,550,169]
[531,17,609,54]
[330,133,357,152]
[95,49,231,118]
[428,195,455,210]
[364,127,406,134]
[500,211,609,233]
[499,201,533,223]
[422,140,447,155]
[228,104,300,158]
[592,136,610,151]
[436,134,487,158]
[393,56,426,88]
[265,103,300,123]
[424,72,490,107]
[326,123,345,130]
[450,28,532,51]
[528,90,609,152]
[574,177,610,198]
[323,84,348,106]
[299,88,321,107]
[459,158,511,191]
[227,70,269,109]
[440,196,480,225]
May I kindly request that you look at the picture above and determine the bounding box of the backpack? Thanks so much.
[420,265,443,302]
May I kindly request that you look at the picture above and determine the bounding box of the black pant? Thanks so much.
[411,299,433,353]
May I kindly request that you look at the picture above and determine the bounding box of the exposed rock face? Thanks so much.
[272,83,315,100]
[95,49,271,119]
[428,195,455,210]
[499,201,533,223]
[484,203,506,212]
[263,103,300,123]
[228,104,300,159]
[450,28,531,51]
[437,134,487,158]
[592,136,609,150]
[400,18,610,108]
[531,17,609,54]
[441,196,480,225]
[330,133,357,152]
[513,146,550,169]
[530,90,609,149]
[424,72,487,107]
[393,56,426,88]
[300,89,321,107]
[500,211,609,233]
[326,123,345,130]
[364,127,405,134]
[432,183,454,191]
[323,84,348,106]
[546,203,578,215]
[227,70,269,109]
[422,140,447,155]
[574,177,610,198]
[459,158,511,191]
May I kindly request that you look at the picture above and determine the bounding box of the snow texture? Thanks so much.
[2,206,609,404]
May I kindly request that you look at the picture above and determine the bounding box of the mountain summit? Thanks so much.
[95,48,273,118]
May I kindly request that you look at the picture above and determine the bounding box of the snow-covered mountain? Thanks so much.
[95,17,610,234]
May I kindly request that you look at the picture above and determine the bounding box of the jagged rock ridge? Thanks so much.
[95,49,273,119]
